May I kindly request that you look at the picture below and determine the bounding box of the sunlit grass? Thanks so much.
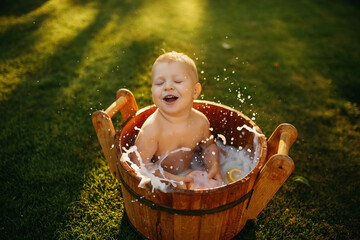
[0,0,359,239]
[0,0,98,101]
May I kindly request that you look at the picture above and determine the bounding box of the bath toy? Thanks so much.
[92,89,297,240]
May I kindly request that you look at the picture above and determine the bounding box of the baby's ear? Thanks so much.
[193,82,202,99]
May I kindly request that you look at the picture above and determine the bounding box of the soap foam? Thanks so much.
[121,124,263,192]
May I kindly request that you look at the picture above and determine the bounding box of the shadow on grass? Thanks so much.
[0,13,50,61]
[118,213,147,240]
[198,0,360,238]
[0,0,151,239]
[233,220,256,240]
[0,0,49,16]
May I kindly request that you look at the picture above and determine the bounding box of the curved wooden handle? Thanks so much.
[245,123,297,220]
[266,123,298,160]
[246,154,294,219]
[92,89,138,180]
[105,88,138,121]
[278,131,291,155]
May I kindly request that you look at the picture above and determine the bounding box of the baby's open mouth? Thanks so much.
[163,95,178,103]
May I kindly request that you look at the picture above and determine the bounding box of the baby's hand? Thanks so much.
[176,175,193,190]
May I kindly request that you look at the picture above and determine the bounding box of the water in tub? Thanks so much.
[121,125,262,192]
[191,128,262,184]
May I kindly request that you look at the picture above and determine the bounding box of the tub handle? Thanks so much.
[245,123,297,219]
[92,89,138,180]
[266,123,298,160]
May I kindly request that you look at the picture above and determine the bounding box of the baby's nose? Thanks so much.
[164,81,174,90]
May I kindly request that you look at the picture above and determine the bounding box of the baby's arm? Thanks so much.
[161,171,193,189]
[131,126,156,166]
[200,123,223,182]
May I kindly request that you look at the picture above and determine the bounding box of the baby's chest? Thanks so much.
[158,128,203,150]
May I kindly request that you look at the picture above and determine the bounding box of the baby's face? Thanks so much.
[152,61,200,116]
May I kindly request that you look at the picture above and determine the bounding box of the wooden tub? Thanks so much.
[92,89,297,240]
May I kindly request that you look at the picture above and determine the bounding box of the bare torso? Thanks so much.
[135,108,210,175]
[131,106,222,189]
[152,109,207,174]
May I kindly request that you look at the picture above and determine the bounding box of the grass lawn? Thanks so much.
[1,0,359,239]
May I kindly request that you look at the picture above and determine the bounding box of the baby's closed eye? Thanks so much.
[154,81,164,86]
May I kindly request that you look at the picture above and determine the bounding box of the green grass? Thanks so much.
[0,0,359,239]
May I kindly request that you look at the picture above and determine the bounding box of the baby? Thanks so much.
[131,51,223,189]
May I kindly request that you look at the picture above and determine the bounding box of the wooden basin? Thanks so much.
[92,89,298,240]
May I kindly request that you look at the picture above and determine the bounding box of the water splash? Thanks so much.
[121,146,176,192]
[121,146,192,192]
[121,122,263,191]
[218,126,263,183]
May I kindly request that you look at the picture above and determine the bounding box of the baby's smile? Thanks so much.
[163,94,179,103]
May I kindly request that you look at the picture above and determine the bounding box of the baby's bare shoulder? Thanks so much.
[138,112,161,139]
[192,109,213,145]
[192,108,210,127]
[143,111,160,127]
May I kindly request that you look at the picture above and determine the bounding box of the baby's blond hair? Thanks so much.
[152,51,198,82]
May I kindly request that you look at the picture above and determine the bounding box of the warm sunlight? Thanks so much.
[0,0,98,101]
